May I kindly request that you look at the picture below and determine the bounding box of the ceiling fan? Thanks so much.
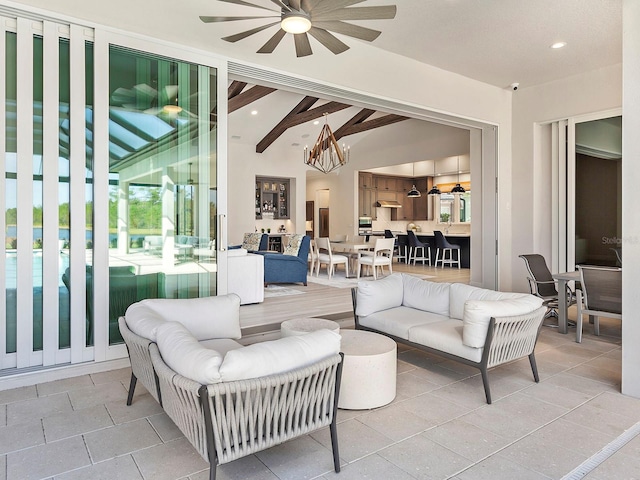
[200,0,397,58]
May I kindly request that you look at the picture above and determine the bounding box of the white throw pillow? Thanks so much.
[156,321,223,384]
[462,297,543,348]
[124,303,165,342]
[140,294,241,340]
[356,273,404,317]
[219,329,340,382]
[450,283,527,320]
[402,275,451,316]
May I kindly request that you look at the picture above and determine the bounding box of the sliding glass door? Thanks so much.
[1,10,223,371]
[106,45,218,345]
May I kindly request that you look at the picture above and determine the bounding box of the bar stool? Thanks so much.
[407,230,431,265]
[434,230,461,268]
[384,230,400,261]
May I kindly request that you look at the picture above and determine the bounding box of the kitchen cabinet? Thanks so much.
[393,194,414,221]
[376,190,397,202]
[375,177,398,191]
[256,177,290,219]
[359,172,374,189]
[359,187,376,219]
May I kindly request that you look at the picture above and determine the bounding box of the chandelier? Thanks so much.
[304,114,350,174]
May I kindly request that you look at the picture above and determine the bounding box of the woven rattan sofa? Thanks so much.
[119,295,344,479]
[352,273,546,404]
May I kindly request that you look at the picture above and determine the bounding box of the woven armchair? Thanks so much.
[150,343,344,479]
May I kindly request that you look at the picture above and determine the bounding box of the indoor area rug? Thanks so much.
[307,272,434,289]
[263,285,306,298]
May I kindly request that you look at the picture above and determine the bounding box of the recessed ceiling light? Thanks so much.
[231,135,241,140]
[313,120,319,125]
[550,42,567,49]
[251,110,258,115]
[301,134,310,138]
[291,142,300,147]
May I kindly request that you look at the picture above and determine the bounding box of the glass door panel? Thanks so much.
[107,46,217,345]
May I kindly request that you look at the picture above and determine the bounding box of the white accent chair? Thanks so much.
[227,248,264,304]
[315,237,349,279]
[356,237,395,279]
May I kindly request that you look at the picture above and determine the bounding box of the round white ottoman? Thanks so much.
[280,317,340,337]
[338,329,397,410]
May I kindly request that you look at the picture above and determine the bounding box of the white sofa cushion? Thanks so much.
[199,338,244,357]
[408,320,483,363]
[449,283,528,320]
[359,306,446,341]
[219,329,341,382]
[356,273,404,317]
[156,321,223,384]
[462,296,544,348]
[131,294,242,341]
[227,248,248,257]
[402,275,451,316]
[124,303,166,342]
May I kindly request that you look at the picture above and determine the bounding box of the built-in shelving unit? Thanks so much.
[255,177,290,220]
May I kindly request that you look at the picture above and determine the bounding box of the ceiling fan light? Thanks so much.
[162,104,183,114]
[281,13,311,34]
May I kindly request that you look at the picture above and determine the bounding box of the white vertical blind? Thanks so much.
[15,18,34,368]
[0,16,7,367]
[41,21,61,366]
[68,23,88,364]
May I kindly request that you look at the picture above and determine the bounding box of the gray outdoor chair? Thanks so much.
[519,254,576,326]
[575,265,622,343]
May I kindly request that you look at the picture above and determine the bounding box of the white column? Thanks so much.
[622,0,640,398]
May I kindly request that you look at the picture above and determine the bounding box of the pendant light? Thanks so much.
[451,156,466,194]
[428,159,441,195]
[406,163,421,197]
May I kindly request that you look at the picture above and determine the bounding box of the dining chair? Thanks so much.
[519,253,576,325]
[315,237,349,279]
[308,238,318,274]
[384,230,401,260]
[575,265,622,343]
[406,230,430,265]
[357,238,395,279]
[434,230,460,268]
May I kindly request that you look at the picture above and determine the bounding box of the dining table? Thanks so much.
[330,241,374,278]
[552,270,580,334]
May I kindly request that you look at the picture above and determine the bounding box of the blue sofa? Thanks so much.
[260,235,310,286]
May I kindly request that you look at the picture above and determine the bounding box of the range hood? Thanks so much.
[376,200,402,208]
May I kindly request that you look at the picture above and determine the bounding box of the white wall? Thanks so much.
[622,0,640,398]
[511,63,622,292]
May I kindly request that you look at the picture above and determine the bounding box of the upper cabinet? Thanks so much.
[375,177,398,191]
[359,172,374,189]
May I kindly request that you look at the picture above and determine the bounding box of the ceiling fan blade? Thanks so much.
[308,27,349,54]
[217,0,280,12]
[294,33,313,57]
[257,28,287,53]
[223,22,280,42]
[289,0,302,11]
[312,20,381,41]
[200,15,278,23]
[269,0,292,11]
[311,0,367,16]
[313,5,397,21]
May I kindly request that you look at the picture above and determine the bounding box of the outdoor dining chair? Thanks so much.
[575,265,622,343]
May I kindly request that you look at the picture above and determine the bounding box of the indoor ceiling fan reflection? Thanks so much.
[199,0,397,58]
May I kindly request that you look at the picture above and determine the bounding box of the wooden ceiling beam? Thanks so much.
[338,114,409,137]
[228,84,277,114]
[228,80,247,99]
[333,108,375,140]
[284,101,351,128]
[256,96,319,153]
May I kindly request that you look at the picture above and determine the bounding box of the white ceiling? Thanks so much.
[12,0,622,89]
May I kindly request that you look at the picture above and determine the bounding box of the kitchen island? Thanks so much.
[395,232,471,268]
